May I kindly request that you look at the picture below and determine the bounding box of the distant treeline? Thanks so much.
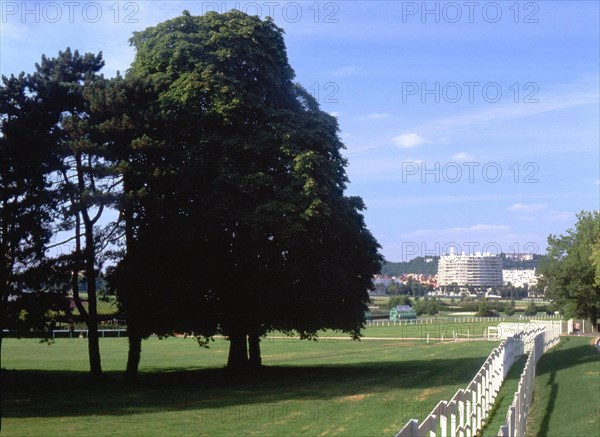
[381,254,543,276]
[381,257,439,276]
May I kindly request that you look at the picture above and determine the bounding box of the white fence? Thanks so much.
[51,329,127,338]
[396,321,561,437]
[497,321,561,436]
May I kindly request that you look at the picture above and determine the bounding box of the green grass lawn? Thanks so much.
[364,321,500,339]
[525,336,600,437]
[479,356,527,436]
[1,336,498,436]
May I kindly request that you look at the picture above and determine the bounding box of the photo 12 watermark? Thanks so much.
[401,82,539,104]
[1,2,140,24]
[200,1,340,24]
[400,241,540,261]
[401,161,540,184]
[308,81,340,104]
[399,1,540,24]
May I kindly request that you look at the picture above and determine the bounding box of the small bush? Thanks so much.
[524,300,537,316]
[504,301,516,316]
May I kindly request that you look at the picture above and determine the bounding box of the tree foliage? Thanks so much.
[27,48,118,378]
[413,298,439,316]
[0,71,64,349]
[386,295,413,310]
[503,300,516,316]
[539,211,600,330]
[109,10,382,373]
[524,300,537,316]
[1,11,382,377]
[475,298,498,317]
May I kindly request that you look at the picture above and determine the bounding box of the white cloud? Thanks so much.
[364,112,389,119]
[547,211,575,221]
[400,224,510,238]
[368,193,557,206]
[508,203,549,213]
[451,152,475,162]
[330,66,359,77]
[392,133,426,148]
[414,85,599,137]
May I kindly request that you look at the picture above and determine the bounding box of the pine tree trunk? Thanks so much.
[125,334,142,380]
[84,216,102,380]
[248,334,262,368]
[227,332,248,370]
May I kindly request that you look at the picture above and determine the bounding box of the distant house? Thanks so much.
[389,305,417,321]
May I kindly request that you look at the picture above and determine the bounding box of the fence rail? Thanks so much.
[396,320,561,437]
[367,314,562,328]
[497,320,561,436]
[51,329,127,339]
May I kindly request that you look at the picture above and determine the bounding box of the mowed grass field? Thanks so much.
[2,332,499,437]
[525,336,600,437]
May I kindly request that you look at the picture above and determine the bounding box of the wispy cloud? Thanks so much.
[413,85,600,137]
[368,193,561,206]
[392,133,427,148]
[330,66,360,77]
[451,152,475,162]
[508,203,549,213]
[400,224,510,238]
[362,112,389,120]
[546,210,575,221]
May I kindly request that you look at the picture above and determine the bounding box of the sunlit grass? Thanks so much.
[2,336,498,436]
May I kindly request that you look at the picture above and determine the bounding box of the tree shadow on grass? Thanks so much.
[3,355,489,420]
[535,337,600,377]
[534,371,558,437]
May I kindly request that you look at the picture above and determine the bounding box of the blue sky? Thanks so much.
[1,1,599,262]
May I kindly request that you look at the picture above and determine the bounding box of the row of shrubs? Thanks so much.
[386,296,559,317]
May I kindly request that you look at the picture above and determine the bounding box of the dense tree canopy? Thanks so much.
[1,10,382,377]
[0,72,62,349]
[111,10,382,372]
[539,211,600,330]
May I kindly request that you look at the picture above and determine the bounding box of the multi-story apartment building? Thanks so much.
[437,252,503,287]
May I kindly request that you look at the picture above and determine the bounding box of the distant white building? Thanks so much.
[502,269,538,288]
[505,253,534,261]
[437,252,503,287]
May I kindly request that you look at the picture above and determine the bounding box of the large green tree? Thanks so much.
[114,10,382,373]
[26,48,119,378]
[539,210,600,330]
[0,73,62,351]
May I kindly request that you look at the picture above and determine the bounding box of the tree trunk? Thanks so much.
[227,332,248,370]
[85,206,103,378]
[0,286,7,356]
[0,291,4,434]
[248,334,262,368]
[125,334,142,380]
[590,308,598,332]
[87,327,102,379]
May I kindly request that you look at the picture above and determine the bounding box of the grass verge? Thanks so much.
[525,336,600,437]
[2,336,498,436]
[479,355,527,436]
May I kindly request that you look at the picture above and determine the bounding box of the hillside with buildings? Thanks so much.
[376,253,543,297]
[381,253,542,276]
